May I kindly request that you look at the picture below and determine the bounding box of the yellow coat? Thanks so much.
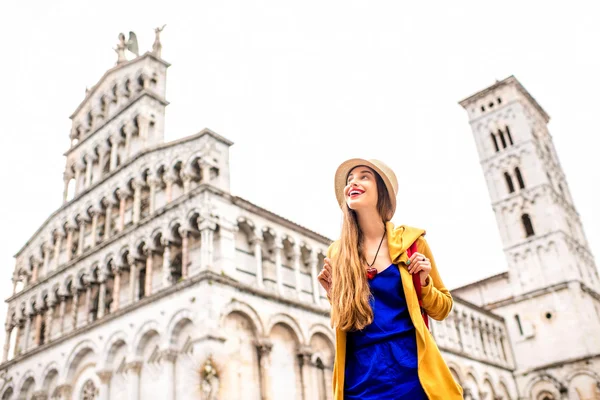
[327,222,463,400]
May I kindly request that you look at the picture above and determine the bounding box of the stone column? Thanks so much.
[251,236,264,289]
[97,271,107,319]
[161,240,172,287]
[293,244,302,297]
[182,171,192,194]
[77,219,86,256]
[104,200,113,239]
[45,297,55,344]
[58,295,66,337]
[144,248,154,296]
[42,243,51,277]
[53,232,64,270]
[274,238,284,296]
[84,276,93,323]
[97,146,107,180]
[31,258,41,283]
[160,349,177,400]
[90,208,99,247]
[71,288,80,330]
[128,256,138,303]
[179,228,189,279]
[110,136,119,171]
[97,370,112,400]
[453,311,464,351]
[111,264,122,312]
[310,251,320,305]
[117,189,127,232]
[2,324,12,362]
[13,323,22,357]
[34,310,43,347]
[199,219,217,271]
[256,339,273,400]
[298,346,313,400]
[23,308,32,352]
[148,175,158,214]
[124,122,134,158]
[74,163,82,194]
[85,154,93,187]
[164,173,175,202]
[126,361,143,400]
[132,180,142,224]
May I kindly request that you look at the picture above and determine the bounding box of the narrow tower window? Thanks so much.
[515,167,525,189]
[505,126,514,145]
[514,314,523,335]
[504,172,515,193]
[521,214,535,237]
[498,129,507,148]
[490,133,500,152]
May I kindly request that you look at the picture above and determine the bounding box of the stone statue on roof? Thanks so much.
[152,25,166,58]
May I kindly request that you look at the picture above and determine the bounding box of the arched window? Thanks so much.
[522,214,535,237]
[505,125,514,145]
[490,133,500,152]
[504,172,515,193]
[515,167,525,189]
[498,129,508,148]
[514,314,523,335]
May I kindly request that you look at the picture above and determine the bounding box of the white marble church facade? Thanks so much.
[0,32,598,400]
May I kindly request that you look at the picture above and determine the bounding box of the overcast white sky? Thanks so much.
[1,0,600,347]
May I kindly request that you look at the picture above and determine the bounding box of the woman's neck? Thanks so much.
[356,209,385,240]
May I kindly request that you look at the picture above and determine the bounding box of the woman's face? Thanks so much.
[344,166,379,212]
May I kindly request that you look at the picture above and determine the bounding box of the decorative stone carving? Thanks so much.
[200,355,219,400]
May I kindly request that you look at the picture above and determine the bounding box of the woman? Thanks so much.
[318,158,463,400]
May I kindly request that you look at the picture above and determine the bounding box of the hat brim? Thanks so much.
[334,158,397,218]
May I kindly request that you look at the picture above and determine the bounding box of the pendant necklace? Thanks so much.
[366,230,386,280]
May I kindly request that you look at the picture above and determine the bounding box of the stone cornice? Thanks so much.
[515,352,600,376]
[484,280,585,310]
[69,52,171,119]
[452,271,509,293]
[0,270,330,371]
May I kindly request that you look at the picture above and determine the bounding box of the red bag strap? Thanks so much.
[407,239,429,329]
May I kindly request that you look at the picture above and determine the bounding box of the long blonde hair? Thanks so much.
[330,168,394,331]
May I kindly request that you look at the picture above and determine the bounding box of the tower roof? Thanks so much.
[458,75,550,123]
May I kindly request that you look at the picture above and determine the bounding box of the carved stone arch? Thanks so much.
[445,361,464,385]
[1,384,14,399]
[497,377,514,400]
[565,368,600,384]
[101,330,129,370]
[16,369,36,395]
[41,361,60,391]
[266,313,306,345]
[132,320,162,357]
[219,301,264,338]
[62,339,98,381]
[482,374,497,400]
[524,373,565,398]
[307,323,335,345]
[165,308,195,348]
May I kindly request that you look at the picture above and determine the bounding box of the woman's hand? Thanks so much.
[317,257,333,298]
[407,252,432,286]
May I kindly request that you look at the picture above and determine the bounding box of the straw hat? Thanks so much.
[334,158,399,217]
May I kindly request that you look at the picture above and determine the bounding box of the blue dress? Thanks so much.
[344,264,428,399]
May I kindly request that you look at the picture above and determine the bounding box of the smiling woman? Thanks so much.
[318,158,463,400]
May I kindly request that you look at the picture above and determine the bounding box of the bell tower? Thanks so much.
[459,76,599,295]
[458,76,600,378]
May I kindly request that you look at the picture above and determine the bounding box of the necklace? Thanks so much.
[366,230,386,280]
